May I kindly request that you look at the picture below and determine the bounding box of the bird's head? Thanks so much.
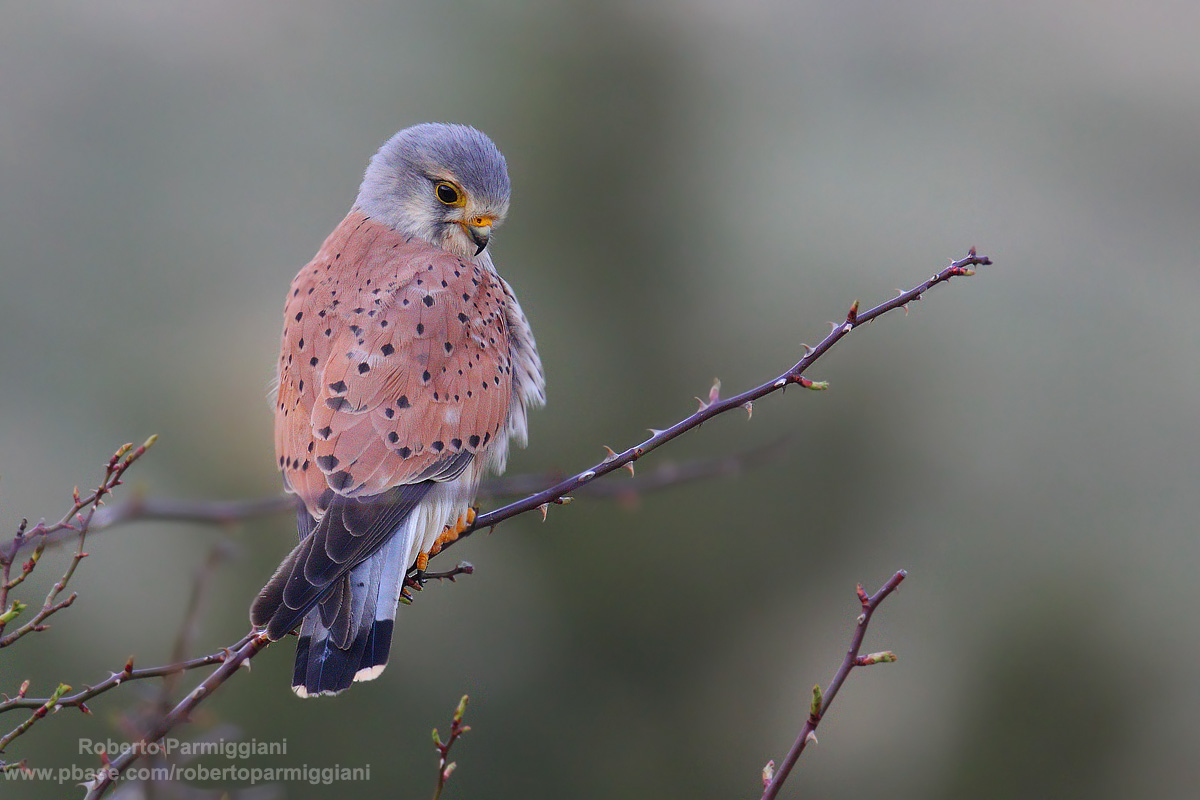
[354,123,511,259]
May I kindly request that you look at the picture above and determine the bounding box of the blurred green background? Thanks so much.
[3,2,1198,798]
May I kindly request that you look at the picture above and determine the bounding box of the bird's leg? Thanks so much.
[405,508,478,600]
[404,550,432,597]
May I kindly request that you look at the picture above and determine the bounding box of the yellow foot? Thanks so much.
[414,550,429,572]
[429,507,477,557]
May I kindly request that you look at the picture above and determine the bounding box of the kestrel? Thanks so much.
[251,124,545,697]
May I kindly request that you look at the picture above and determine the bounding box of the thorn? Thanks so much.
[624,461,635,477]
[773,378,786,389]
[578,470,596,481]
[805,731,818,745]
[538,503,549,521]
[601,446,619,463]
[648,428,665,437]
[743,401,753,419]
[800,343,814,355]
[968,245,977,257]
[694,396,708,413]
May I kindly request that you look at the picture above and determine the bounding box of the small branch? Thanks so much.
[760,570,907,800]
[0,437,157,646]
[157,539,236,710]
[0,638,251,716]
[431,695,471,800]
[416,562,475,584]
[81,631,269,800]
[430,250,990,561]
[0,684,71,754]
[93,494,297,533]
[28,440,788,548]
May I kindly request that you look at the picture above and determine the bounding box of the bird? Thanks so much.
[250,123,545,697]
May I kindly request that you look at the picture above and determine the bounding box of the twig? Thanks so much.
[0,437,157,646]
[431,695,471,800]
[159,540,236,704]
[0,636,253,717]
[0,538,241,757]
[760,570,907,800]
[81,632,269,800]
[20,440,787,550]
[0,684,72,754]
[428,249,990,561]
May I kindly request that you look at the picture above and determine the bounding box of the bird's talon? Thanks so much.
[429,507,478,556]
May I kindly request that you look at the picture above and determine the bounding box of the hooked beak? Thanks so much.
[465,215,494,255]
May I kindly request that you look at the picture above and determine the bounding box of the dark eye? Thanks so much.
[435,182,462,206]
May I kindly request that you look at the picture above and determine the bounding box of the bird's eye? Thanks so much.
[435,181,463,206]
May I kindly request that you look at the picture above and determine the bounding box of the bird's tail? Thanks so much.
[291,513,417,698]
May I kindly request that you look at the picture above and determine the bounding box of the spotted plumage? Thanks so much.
[251,124,544,697]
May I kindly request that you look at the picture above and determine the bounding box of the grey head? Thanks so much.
[354,123,511,259]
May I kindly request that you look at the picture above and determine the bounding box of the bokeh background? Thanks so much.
[2,2,1198,798]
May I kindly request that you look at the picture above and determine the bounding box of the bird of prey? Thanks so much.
[251,123,545,697]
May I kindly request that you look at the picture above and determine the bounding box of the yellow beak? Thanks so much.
[465,215,495,255]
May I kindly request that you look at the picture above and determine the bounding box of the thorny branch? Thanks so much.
[760,570,907,800]
[3,249,987,796]
[425,249,990,563]
[0,637,253,715]
[81,633,270,800]
[0,437,157,648]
